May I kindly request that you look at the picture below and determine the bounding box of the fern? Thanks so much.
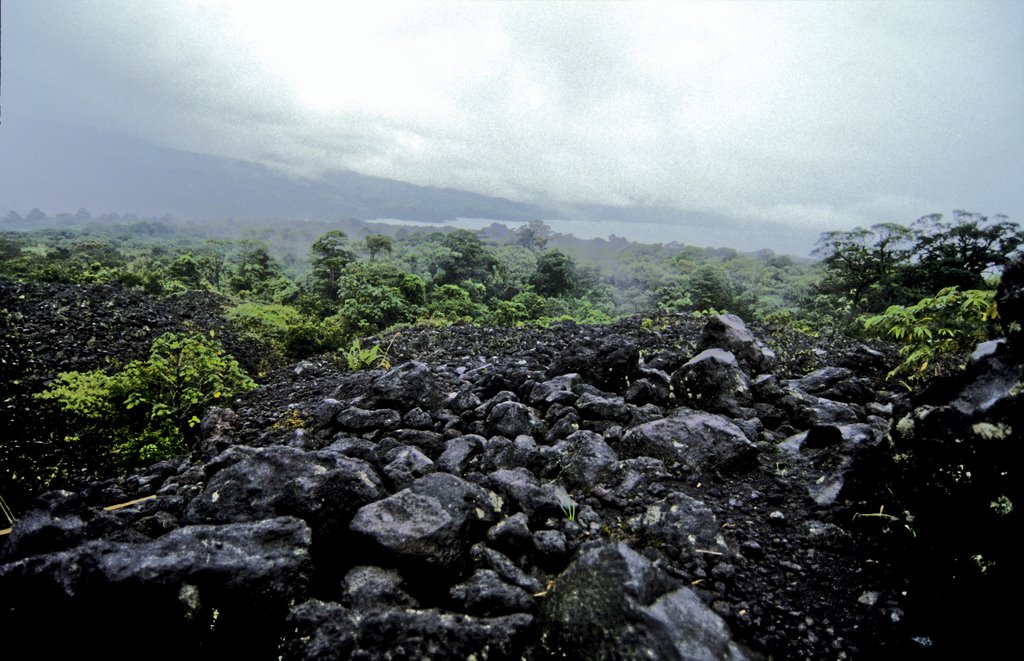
[863,287,998,385]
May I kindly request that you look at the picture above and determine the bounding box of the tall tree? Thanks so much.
[909,211,1023,294]
[435,229,495,286]
[813,223,916,312]
[530,249,581,297]
[310,230,355,304]
[365,234,394,261]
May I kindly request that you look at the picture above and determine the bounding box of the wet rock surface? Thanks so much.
[4,282,1015,658]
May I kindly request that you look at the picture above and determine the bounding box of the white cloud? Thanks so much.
[4,0,1022,233]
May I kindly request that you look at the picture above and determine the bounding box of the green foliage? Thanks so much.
[35,370,119,419]
[36,331,255,467]
[228,239,290,301]
[341,338,392,371]
[910,211,1023,293]
[434,230,496,285]
[813,223,916,314]
[336,261,420,335]
[686,264,747,316]
[530,249,581,297]
[364,234,394,260]
[427,284,484,322]
[309,230,355,304]
[863,287,999,384]
[226,302,330,371]
[814,212,1021,316]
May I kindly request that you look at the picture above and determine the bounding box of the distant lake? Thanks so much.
[370,217,818,257]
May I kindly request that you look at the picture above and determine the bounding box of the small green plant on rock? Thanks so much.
[341,335,397,371]
[552,484,577,522]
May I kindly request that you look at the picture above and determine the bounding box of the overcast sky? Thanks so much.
[3,0,1022,237]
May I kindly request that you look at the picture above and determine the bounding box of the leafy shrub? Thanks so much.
[226,302,324,368]
[36,330,255,467]
[863,287,999,384]
[426,284,485,322]
[340,338,392,371]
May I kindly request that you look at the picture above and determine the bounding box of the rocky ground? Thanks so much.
[0,280,1018,659]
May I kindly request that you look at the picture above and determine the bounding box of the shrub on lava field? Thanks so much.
[36,330,255,468]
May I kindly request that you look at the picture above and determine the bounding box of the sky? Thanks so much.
[2,0,1023,246]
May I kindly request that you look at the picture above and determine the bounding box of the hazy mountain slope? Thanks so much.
[0,119,552,222]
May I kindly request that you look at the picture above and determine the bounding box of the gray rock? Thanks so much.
[629,493,727,554]
[196,406,239,459]
[790,367,854,395]
[601,457,672,505]
[449,386,484,414]
[342,565,418,609]
[312,398,345,429]
[402,406,434,429]
[533,529,569,567]
[576,390,631,420]
[2,507,87,561]
[449,568,535,616]
[952,352,1023,416]
[485,468,563,524]
[305,607,534,660]
[529,373,581,406]
[541,542,755,660]
[281,599,356,660]
[624,378,661,406]
[335,406,401,433]
[382,445,435,489]
[349,490,463,572]
[436,434,485,475]
[700,314,776,374]
[487,512,534,553]
[365,361,442,410]
[617,409,757,474]
[487,400,534,438]
[547,334,641,391]
[184,445,385,544]
[471,543,544,593]
[671,349,752,415]
[350,473,500,574]
[2,517,314,656]
[547,430,619,490]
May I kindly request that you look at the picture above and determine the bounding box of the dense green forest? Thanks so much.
[1,213,826,360]
[3,209,1018,333]
[1,209,1019,486]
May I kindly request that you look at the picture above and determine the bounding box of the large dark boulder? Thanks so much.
[184,445,385,548]
[546,430,619,490]
[997,257,1024,358]
[628,493,728,554]
[282,601,534,661]
[547,334,640,391]
[487,400,535,438]
[1,517,313,657]
[484,468,564,525]
[540,542,755,660]
[449,568,535,616]
[617,409,758,474]
[349,473,500,577]
[362,361,443,410]
[700,314,776,374]
[671,348,752,416]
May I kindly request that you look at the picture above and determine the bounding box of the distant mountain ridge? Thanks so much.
[0,118,822,255]
[0,119,553,222]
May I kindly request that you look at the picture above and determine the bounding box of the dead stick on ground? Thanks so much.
[0,495,157,536]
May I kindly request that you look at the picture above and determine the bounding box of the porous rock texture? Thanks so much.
[2,281,1019,658]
